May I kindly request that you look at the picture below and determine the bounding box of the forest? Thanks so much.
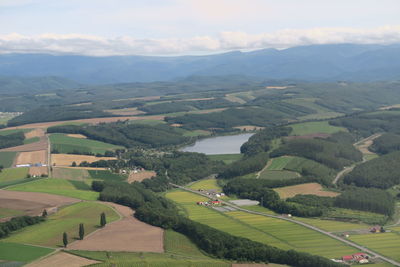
[0,132,25,149]
[47,122,191,149]
[343,151,400,189]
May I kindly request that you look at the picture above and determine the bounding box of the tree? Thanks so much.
[79,223,85,240]
[100,212,107,227]
[63,232,68,247]
[71,161,77,167]
[42,209,48,217]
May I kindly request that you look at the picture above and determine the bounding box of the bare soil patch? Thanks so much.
[285,133,331,140]
[66,134,87,139]
[26,252,99,267]
[0,137,48,152]
[68,202,164,252]
[29,166,48,176]
[52,154,116,167]
[25,129,45,139]
[0,190,80,217]
[16,150,47,165]
[170,123,183,127]
[274,183,340,199]
[127,170,156,183]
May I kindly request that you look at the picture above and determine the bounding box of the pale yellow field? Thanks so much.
[51,154,116,166]
[274,183,340,199]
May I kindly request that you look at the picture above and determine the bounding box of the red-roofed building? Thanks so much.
[342,255,353,261]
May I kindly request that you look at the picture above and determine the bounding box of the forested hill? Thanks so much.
[1,44,400,83]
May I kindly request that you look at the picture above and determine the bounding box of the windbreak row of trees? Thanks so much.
[218,152,269,179]
[93,180,341,267]
[0,132,25,149]
[0,216,45,238]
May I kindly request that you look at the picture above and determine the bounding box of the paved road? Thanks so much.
[170,183,400,266]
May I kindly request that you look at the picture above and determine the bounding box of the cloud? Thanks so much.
[1,26,400,56]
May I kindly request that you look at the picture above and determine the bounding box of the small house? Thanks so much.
[342,255,353,261]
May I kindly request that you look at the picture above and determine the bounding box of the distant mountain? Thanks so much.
[0,76,81,94]
[0,44,399,84]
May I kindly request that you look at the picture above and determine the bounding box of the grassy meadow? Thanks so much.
[207,153,242,164]
[49,133,123,154]
[0,151,17,168]
[0,242,54,263]
[3,202,119,247]
[349,233,400,261]
[289,121,346,135]
[7,178,99,200]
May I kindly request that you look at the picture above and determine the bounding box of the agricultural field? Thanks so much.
[88,169,126,182]
[51,153,117,167]
[0,190,80,218]
[7,178,99,200]
[182,129,212,137]
[207,153,243,164]
[289,121,346,135]
[0,151,17,168]
[0,167,29,183]
[68,203,163,253]
[0,242,54,264]
[49,133,123,154]
[294,217,368,232]
[325,208,387,225]
[15,150,47,165]
[274,183,340,199]
[349,232,400,261]
[0,128,30,136]
[284,98,343,120]
[259,170,300,180]
[267,156,294,170]
[52,167,90,180]
[166,190,357,259]
[27,251,100,267]
[189,178,221,191]
[127,170,156,183]
[23,136,40,144]
[3,201,119,247]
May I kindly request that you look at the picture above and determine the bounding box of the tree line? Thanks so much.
[0,132,25,149]
[0,216,45,238]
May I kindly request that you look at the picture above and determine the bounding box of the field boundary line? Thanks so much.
[171,183,400,266]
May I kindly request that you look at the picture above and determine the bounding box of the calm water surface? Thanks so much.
[181,133,253,155]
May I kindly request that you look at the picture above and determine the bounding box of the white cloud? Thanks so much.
[0,26,400,56]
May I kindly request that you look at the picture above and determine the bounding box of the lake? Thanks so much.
[181,133,253,155]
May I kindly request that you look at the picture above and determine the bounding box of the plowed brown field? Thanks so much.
[29,166,48,176]
[26,252,99,267]
[127,170,156,183]
[66,134,87,139]
[68,203,164,252]
[0,190,80,217]
[25,129,45,139]
[274,183,340,199]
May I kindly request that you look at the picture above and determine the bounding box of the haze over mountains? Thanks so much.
[1,43,400,84]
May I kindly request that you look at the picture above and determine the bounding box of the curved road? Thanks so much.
[170,183,400,266]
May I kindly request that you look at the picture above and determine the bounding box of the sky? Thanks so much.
[1,0,400,56]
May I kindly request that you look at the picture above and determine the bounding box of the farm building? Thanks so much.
[196,200,221,206]
[341,252,369,263]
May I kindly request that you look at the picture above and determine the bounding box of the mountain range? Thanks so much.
[0,44,399,84]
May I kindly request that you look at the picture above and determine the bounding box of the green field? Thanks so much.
[88,170,126,182]
[49,133,123,154]
[259,170,299,180]
[282,156,335,180]
[0,167,29,183]
[294,217,368,232]
[3,202,119,247]
[0,242,54,263]
[207,154,243,164]
[164,230,211,259]
[166,190,357,258]
[289,121,346,135]
[189,179,221,191]
[7,178,99,200]
[284,98,343,120]
[0,151,17,168]
[349,232,400,261]
[325,208,387,225]
[128,119,166,125]
[182,129,212,137]
[24,136,40,144]
[0,207,24,218]
[52,167,89,180]
[267,156,294,170]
